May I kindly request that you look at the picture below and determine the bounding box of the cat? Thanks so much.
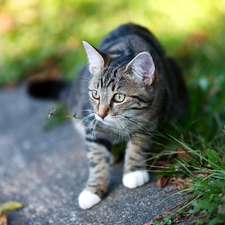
[28,23,188,209]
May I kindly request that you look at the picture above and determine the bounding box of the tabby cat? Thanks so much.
[28,23,188,209]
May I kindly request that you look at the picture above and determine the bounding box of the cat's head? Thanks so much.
[83,41,156,125]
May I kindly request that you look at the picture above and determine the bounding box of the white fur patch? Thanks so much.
[123,171,149,189]
[78,190,101,209]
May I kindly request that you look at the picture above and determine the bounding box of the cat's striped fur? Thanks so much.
[28,23,188,209]
[67,23,188,209]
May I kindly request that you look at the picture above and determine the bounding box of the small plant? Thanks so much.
[0,201,23,225]
[150,135,225,224]
[153,215,173,225]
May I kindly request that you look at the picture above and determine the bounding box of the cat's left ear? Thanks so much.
[125,52,155,85]
[82,41,109,76]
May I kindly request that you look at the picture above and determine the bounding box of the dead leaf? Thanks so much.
[0,209,7,225]
[177,146,192,161]
[206,163,212,169]
[0,201,23,211]
[171,176,191,190]
[154,160,168,165]
[156,176,171,188]
[0,201,23,225]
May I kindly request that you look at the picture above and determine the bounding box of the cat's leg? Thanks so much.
[123,134,151,189]
[78,138,111,209]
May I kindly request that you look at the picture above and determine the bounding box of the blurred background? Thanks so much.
[0,0,225,140]
[0,0,224,83]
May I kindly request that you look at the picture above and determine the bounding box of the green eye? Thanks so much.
[92,90,100,99]
[114,93,125,102]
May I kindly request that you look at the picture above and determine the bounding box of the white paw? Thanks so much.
[123,171,149,189]
[78,190,101,209]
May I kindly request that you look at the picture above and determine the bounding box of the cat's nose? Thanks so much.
[98,105,109,120]
[98,113,106,119]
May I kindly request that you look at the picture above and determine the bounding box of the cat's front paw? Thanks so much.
[78,190,101,209]
[123,171,149,189]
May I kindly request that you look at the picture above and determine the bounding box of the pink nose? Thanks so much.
[98,114,106,119]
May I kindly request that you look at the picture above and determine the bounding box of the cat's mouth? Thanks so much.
[94,113,129,130]
[95,113,113,122]
[94,113,123,127]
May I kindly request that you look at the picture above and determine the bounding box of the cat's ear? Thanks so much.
[82,41,109,76]
[125,52,155,85]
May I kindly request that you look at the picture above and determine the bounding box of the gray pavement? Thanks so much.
[0,84,186,225]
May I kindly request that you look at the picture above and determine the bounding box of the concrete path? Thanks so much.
[0,84,185,225]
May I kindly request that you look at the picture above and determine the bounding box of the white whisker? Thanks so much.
[77,113,95,127]
[115,118,123,144]
[116,118,132,142]
[127,118,151,135]
[75,109,94,118]
[130,115,158,131]
[117,115,155,138]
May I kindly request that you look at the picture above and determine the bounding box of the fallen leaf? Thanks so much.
[156,176,171,188]
[171,176,191,190]
[177,146,192,161]
[154,160,168,165]
[0,209,7,225]
[0,201,23,211]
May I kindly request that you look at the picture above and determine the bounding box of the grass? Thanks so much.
[150,140,225,224]
[149,29,225,223]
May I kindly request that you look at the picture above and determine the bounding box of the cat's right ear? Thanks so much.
[125,52,155,86]
[82,41,109,76]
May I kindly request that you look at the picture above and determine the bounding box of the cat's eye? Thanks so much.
[114,93,125,102]
[92,90,100,99]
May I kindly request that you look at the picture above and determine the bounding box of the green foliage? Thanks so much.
[173,146,225,224]
[1,0,225,85]
[152,145,225,224]
[206,149,225,170]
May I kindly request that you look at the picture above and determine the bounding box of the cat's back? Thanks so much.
[98,23,166,59]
